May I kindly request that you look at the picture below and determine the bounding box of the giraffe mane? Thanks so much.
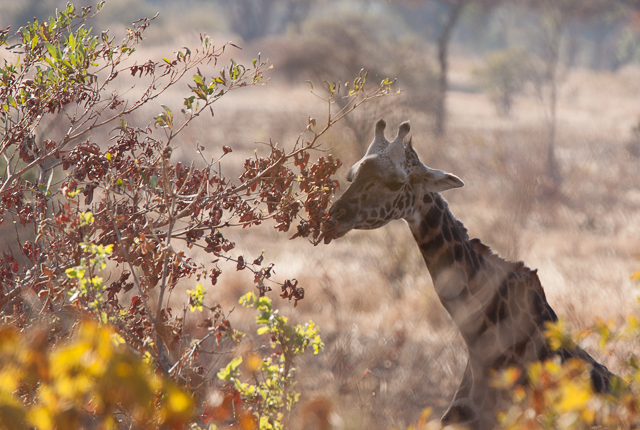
[437,194,470,241]
[469,238,547,299]
[454,219,469,241]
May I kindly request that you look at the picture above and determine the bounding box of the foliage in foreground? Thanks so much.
[493,263,640,429]
[0,1,395,428]
[406,300,640,430]
[0,320,193,430]
[493,314,640,430]
[212,293,324,430]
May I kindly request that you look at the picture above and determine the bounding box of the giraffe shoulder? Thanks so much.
[469,238,547,299]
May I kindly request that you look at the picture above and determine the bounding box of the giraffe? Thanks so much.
[326,119,613,430]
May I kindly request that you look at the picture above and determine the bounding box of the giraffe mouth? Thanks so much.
[334,229,349,238]
[317,216,352,245]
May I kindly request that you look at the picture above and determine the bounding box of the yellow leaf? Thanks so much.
[417,406,432,428]
[103,415,117,430]
[558,380,591,412]
[240,414,257,430]
[492,367,521,389]
[27,406,53,430]
[161,384,194,423]
[0,326,19,352]
[419,407,432,420]
[247,353,262,372]
[528,361,543,384]
[543,358,562,377]
[167,388,192,414]
[544,319,574,351]
[110,333,126,346]
[0,370,19,394]
[581,408,595,424]
[513,385,526,403]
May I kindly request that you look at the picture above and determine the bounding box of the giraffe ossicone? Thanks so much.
[326,119,614,430]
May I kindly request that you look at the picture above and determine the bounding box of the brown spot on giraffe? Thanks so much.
[326,119,615,430]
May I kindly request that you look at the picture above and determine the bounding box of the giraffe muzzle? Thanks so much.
[330,207,348,222]
[323,201,357,240]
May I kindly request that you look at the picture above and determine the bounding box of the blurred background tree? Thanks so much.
[473,48,530,117]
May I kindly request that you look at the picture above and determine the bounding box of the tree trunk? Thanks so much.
[434,0,468,137]
[545,12,562,188]
[227,0,276,42]
[547,73,560,187]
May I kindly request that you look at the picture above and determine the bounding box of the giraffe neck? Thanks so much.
[400,184,613,425]
[404,190,557,361]
[405,192,491,341]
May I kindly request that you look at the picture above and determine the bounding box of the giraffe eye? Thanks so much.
[385,180,403,191]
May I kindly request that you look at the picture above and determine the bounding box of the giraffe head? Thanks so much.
[327,119,464,238]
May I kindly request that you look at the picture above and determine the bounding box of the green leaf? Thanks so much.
[44,41,57,58]
[68,32,75,50]
[66,188,82,198]
[44,57,55,68]
[161,105,173,120]
[45,171,54,195]
[217,356,243,381]
[239,292,257,306]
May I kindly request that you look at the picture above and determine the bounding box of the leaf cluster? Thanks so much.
[496,314,640,430]
[0,319,193,430]
[212,294,324,430]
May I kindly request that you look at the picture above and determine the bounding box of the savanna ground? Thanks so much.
[2,2,640,428]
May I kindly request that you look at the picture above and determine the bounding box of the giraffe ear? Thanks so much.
[395,121,410,142]
[365,119,389,155]
[421,167,464,192]
[375,119,386,140]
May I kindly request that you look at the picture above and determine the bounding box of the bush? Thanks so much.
[473,48,530,117]
[0,2,394,428]
[496,315,640,430]
[213,293,323,429]
[0,319,193,429]
[405,306,640,430]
